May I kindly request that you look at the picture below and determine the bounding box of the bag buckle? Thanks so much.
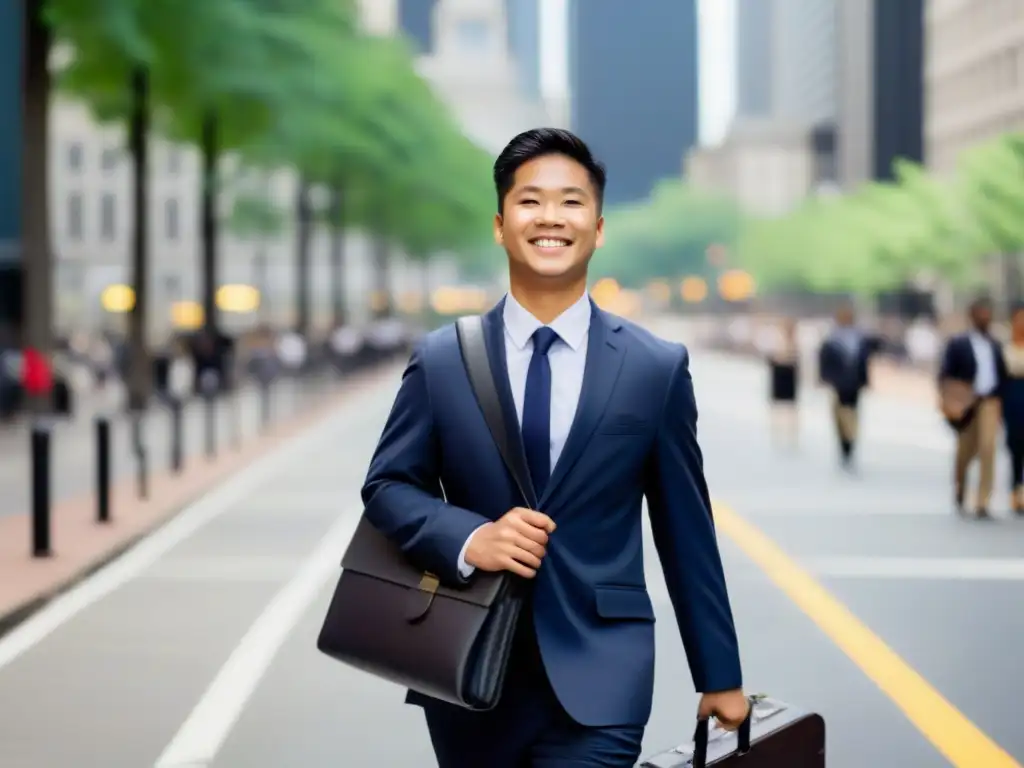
[406,572,440,624]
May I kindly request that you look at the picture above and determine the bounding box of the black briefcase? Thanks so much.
[317,316,533,711]
[639,695,825,767]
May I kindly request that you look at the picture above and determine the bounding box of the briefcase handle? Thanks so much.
[691,696,753,768]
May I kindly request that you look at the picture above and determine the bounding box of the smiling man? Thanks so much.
[361,128,747,767]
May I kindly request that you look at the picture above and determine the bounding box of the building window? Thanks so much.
[100,146,120,171]
[100,194,116,240]
[456,19,489,52]
[67,142,83,171]
[66,193,83,239]
[164,198,179,240]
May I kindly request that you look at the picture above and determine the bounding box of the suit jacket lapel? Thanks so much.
[481,300,538,507]
[540,303,625,508]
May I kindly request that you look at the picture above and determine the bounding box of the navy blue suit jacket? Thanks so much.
[361,299,742,727]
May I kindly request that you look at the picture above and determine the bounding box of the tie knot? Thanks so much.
[532,327,560,356]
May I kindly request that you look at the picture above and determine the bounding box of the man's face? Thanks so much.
[972,305,992,330]
[836,307,854,326]
[494,153,604,283]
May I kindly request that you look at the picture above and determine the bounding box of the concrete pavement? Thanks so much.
[0,328,1019,767]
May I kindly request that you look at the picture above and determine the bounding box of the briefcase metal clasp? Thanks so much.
[406,571,440,625]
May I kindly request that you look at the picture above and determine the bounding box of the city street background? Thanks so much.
[2,0,1024,766]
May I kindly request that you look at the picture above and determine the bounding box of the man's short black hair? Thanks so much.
[493,128,607,214]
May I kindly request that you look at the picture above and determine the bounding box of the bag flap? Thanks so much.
[340,515,506,609]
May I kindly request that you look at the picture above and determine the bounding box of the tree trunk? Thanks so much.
[127,66,150,412]
[329,185,346,327]
[21,0,51,414]
[295,181,312,335]
[200,111,218,336]
[253,241,269,324]
[371,236,392,319]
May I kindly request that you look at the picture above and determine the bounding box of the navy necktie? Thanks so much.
[522,326,560,499]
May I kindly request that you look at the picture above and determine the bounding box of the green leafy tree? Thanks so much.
[591,180,746,287]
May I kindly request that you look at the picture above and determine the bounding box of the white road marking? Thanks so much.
[0,399,362,673]
[153,507,361,768]
[806,556,1024,581]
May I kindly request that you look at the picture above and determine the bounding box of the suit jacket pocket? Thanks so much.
[594,584,655,621]
[598,414,649,435]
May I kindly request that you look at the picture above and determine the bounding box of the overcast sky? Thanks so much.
[538,0,736,147]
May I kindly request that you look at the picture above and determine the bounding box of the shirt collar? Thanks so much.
[503,291,592,352]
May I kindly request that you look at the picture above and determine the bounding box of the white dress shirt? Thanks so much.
[456,291,592,577]
[969,331,998,395]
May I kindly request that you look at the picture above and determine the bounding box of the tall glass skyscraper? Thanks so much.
[0,0,22,332]
[837,0,923,185]
[735,0,774,119]
[567,0,699,205]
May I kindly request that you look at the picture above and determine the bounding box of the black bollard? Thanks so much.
[169,398,184,474]
[30,419,52,557]
[95,416,111,523]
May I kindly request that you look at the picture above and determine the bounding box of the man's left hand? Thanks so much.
[697,689,750,731]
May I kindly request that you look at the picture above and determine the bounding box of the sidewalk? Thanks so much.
[0,380,315,522]
[0,364,400,634]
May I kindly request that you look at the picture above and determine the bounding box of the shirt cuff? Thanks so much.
[457,524,488,579]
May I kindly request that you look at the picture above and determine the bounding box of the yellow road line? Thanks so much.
[714,501,1021,768]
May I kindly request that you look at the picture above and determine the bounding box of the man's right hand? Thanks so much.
[464,507,556,578]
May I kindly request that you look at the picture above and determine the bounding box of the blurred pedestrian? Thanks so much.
[938,296,1005,518]
[817,304,875,471]
[1001,303,1024,515]
[759,316,800,449]
[276,328,307,374]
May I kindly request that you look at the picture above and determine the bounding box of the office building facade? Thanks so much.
[925,0,1024,175]
[414,0,551,154]
[729,0,839,186]
[567,0,699,205]
[397,0,542,104]
[505,0,541,99]
[734,0,775,120]
[771,0,839,130]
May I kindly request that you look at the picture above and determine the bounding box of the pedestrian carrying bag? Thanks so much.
[316,316,533,711]
[639,695,825,767]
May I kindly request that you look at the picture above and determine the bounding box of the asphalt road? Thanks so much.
[0,320,1020,768]
[0,378,309,518]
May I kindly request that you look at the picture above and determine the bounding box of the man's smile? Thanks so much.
[529,236,574,252]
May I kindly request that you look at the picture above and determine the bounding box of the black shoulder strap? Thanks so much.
[456,316,535,508]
